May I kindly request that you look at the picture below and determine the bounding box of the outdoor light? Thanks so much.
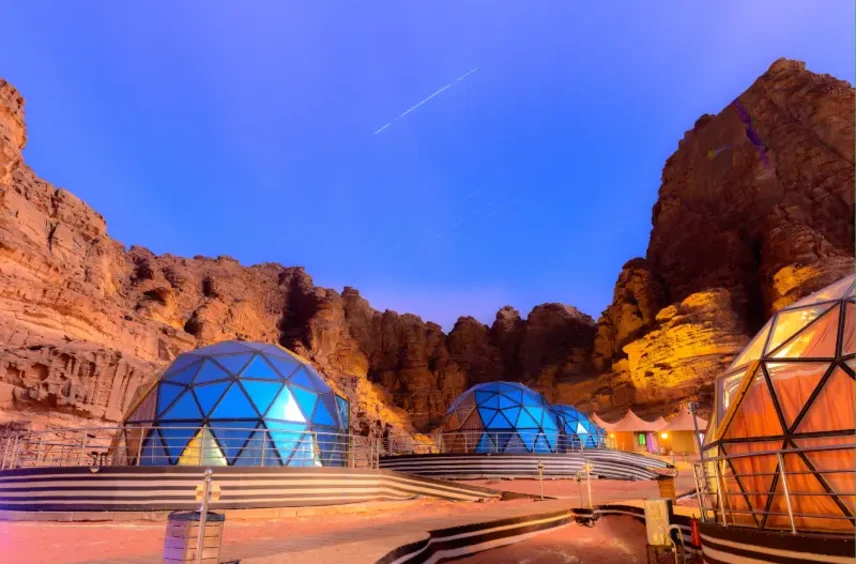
[609,433,615,438]
[660,432,668,439]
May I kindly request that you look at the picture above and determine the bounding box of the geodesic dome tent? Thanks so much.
[551,404,605,449]
[703,274,855,532]
[441,382,560,453]
[119,341,350,467]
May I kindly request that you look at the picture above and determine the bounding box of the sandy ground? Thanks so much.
[0,478,694,563]
[457,516,649,564]
[463,474,698,504]
[0,498,535,564]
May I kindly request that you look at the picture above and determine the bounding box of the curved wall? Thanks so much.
[379,450,670,481]
[0,466,498,512]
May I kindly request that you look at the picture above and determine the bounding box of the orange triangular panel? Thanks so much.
[725,441,782,519]
[794,436,856,517]
[765,362,829,431]
[767,452,851,532]
[796,367,855,434]
[766,304,836,355]
[770,307,840,359]
[724,372,783,440]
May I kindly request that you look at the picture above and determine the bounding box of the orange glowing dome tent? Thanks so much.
[703,273,855,532]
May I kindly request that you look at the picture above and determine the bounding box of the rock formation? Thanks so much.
[567,58,854,420]
[0,57,852,436]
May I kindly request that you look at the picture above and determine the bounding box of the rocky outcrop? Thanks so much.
[0,57,852,435]
[565,58,854,418]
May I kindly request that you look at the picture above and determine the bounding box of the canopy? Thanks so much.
[660,409,708,433]
[590,413,615,431]
[609,410,667,433]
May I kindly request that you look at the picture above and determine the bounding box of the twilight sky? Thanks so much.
[2,1,854,330]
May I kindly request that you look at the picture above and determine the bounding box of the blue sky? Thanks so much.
[2,2,853,331]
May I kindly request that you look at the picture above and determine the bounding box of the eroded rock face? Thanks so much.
[0,58,852,436]
[579,58,854,419]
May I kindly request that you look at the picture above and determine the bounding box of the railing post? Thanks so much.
[691,463,708,521]
[463,432,468,453]
[196,469,213,564]
[712,460,727,527]
[80,431,88,467]
[776,453,797,534]
[259,430,266,467]
[375,437,381,469]
[136,428,145,466]
[9,436,19,470]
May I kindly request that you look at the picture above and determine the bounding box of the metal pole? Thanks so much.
[776,453,797,534]
[691,464,706,519]
[9,436,19,469]
[688,402,704,461]
[537,460,544,500]
[35,436,44,467]
[196,469,213,564]
[136,428,144,466]
[259,430,266,467]
[375,437,381,469]
[585,461,594,509]
[80,432,88,467]
[712,460,727,527]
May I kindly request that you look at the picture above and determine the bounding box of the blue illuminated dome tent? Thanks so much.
[441,382,560,453]
[119,340,350,467]
[551,404,605,449]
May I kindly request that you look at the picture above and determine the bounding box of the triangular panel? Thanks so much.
[478,406,499,426]
[725,441,782,518]
[235,429,282,467]
[195,341,255,355]
[157,383,185,416]
[161,390,203,421]
[336,396,350,429]
[139,430,168,466]
[498,394,517,409]
[178,427,227,466]
[193,360,232,384]
[311,396,337,427]
[765,362,829,430]
[289,367,319,391]
[516,408,540,429]
[728,322,771,369]
[767,452,851,531]
[519,429,538,452]
[487,411,513,429]
[266,354,300,380]
[210,422,258,464]
[240,355,282,380]
[785,275,855,309]
[163,353,202,378]
[128,391,157,423]
[796,367,855,434]
[241,380,282,415]
[164,361,201,385]
[159,426,199,464]
[303,366,329,392]
[503,432,526,453]
[522,389,544,407]
[476,433,497,453]
[769,307,840,359]
[193,381,230,416]
[210,382,259,419]
[266,421,306,461]
[213,353,254,375]
[766,305,835,355]
[290,386,318,421]
[268,386,306,422]
[724,373,783,440]
[794,436,856,516]
[533,434,551,453]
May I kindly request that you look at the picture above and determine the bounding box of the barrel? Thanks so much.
[163,511,225,564]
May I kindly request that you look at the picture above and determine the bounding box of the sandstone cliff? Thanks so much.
[569,58,854,419]
[0,58,852,434]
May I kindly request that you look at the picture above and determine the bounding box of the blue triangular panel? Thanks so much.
[475,433,497,453]
[475,391,495,405]
[193,381,230,416]
[335,396,350,429]
[194,360,231,384]
[534,434,551,453]
[159,426,198,463]
[516,408,540,429]
[290,385,318,421]
[211,382,258,419]
[164,361,201,385]
[161,390,202,420]
[236,429,281,466]
[268,387,306,422]
[498,394,517,409]
[519,429,538,452]
[478,406,498,426]
[240,355,282,380]
[213,353,254,375]
[157,383,185,416]
[163,353,202,377]
[289,367,317,390]
[266,421,306,462]
[196,341,255,355]
[266,354,300,379]
[139,430,168,466]
[241,380,282,415]
[487,411,513,429]
[312,396,337,427]
[210,422,258,464]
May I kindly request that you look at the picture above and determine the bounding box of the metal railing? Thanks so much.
[693,442,856,534]
[0,425,382,470]
[382,430,606,456]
